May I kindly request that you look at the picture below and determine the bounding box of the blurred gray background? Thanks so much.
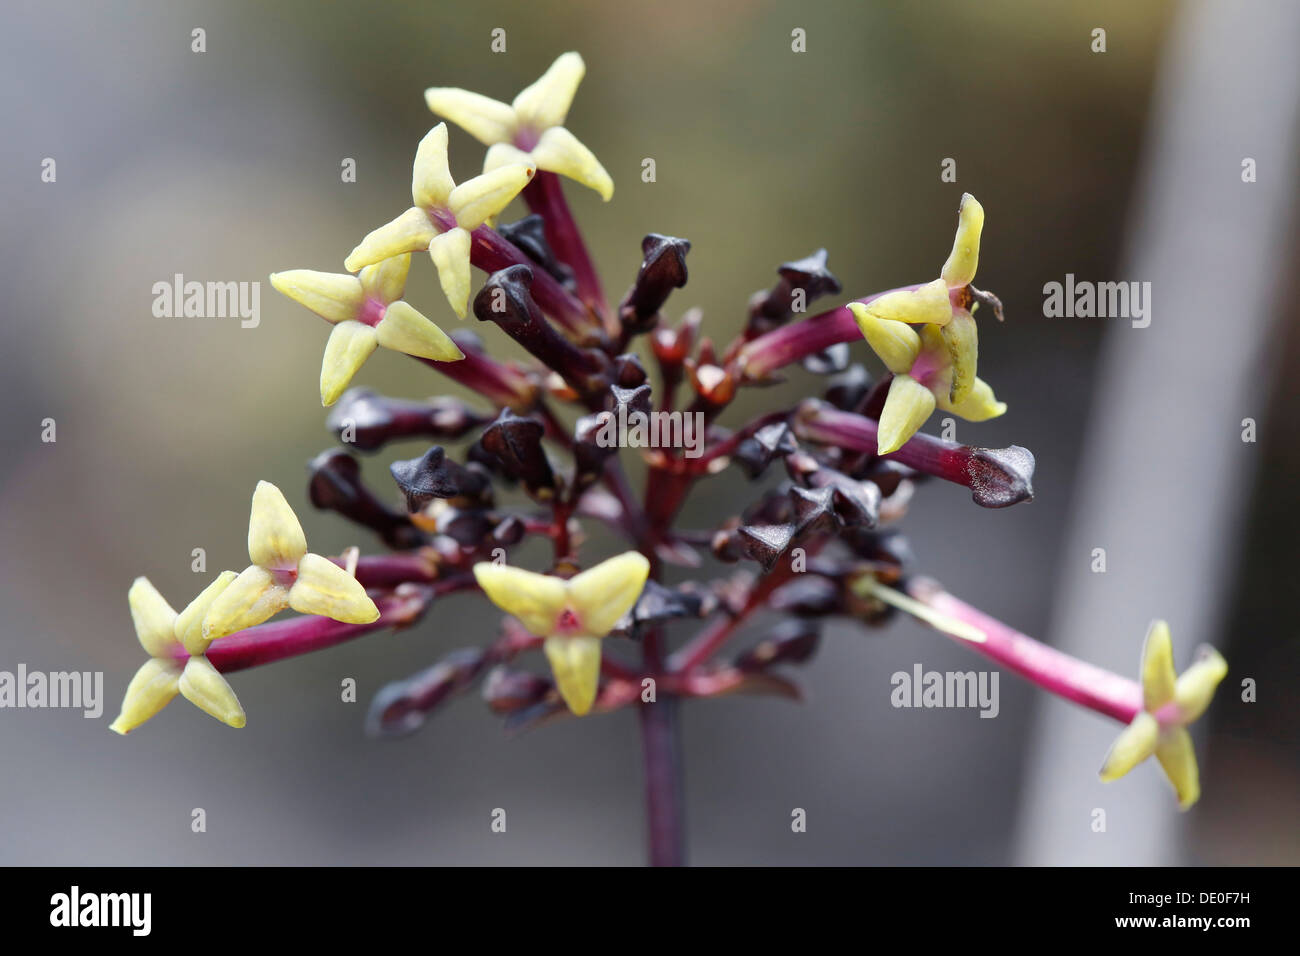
[0,0,1295,865]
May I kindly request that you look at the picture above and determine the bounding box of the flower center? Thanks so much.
[358,297,387,328]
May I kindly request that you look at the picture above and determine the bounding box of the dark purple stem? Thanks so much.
[638,693,685,867]
[793,401,1035,508]
[523,171,612,328]
[736,284,922,381]
[417,350,535,409]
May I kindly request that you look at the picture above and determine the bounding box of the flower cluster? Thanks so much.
[111,52,1229,860]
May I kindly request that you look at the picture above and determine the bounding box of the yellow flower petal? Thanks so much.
[1140,620,1176,712]
[941,193,984,289]
[109,658,182,734]
[247,481,308,570]
[448,164,535,232]
[269,269,364,324]
[1154,727,1200,809]
[178,655,246,729]
[375,300,465,362]
[530,126,613,201]
[856,279,952,328]
[428,227,474,319]
[202,565,290,641]
[939,308,978,404]
[358,253,411,305]
[412,124,457,210]
[472,562,568,637]
[344,207,438,274]
[1174,645,1229,723]
[849,303,922,376]
[127,577,179,658]
[320,320,379,407]
[567,551,651,637]
[512,52,585,132]
[483,141,535,175]
[543,635,602,716]
[1099,711,1159,782]
[175,570,239,657]
[424,86,518,146]
[288,552,380,624]
[936,376,1006,422]
[877,374,936,455]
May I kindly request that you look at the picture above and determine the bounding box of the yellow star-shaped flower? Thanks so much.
[270,253,464,406]
[110,573,246,733]
[344,123,535,318]
[473,552,650,715]
[202,481,380,641]
[1099,621,1229,809]
[849,193,1006,454]
[425,52,613,202]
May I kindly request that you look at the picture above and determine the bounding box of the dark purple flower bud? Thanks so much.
[629,580,703,629]
[307,448,426,550]
[621,233,690,331]
[389,446,491,512]
[608,382,653,417]
[746,248,842,335]
[572,411,617,484]
[482,666,553,715]
[479,408,555,497]
[734,421,799,479]
[612,352,647,388]
[496,214,574,287]
[734,620,821,672]
[824,364,874,411]
[787,484,840,535]
[366,648,486,737]
[326,388,488,452]
[737,523,797,572]
[965,446,1036,509]
[473,265,609,405]
[801,468,881,528]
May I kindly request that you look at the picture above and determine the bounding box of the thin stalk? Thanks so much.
[894,577,1144,724]
[523,171,612,331]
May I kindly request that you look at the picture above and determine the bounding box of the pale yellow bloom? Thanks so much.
[426,52,614,202]
[202,481,379,641]
[344,124,535,317]
[110,573,245,734]
[472,552,651,715]
[849,194,1005,454]
[1099,621,1228,809]
[271,253,463,406]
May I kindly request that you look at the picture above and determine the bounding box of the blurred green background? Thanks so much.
[0,0,1294,864]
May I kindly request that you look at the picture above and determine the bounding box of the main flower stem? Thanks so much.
[638,686,686,866]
